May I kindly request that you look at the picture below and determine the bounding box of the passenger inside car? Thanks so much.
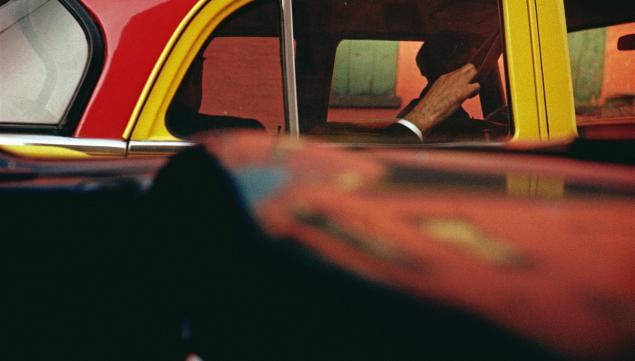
[396,31,509,139]
[313,29,510,143]
[293,0,512,143]
[167,0,512,144]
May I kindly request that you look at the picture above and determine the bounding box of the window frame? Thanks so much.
[285,0,517,143]
[566,20,635,130]
[0,0,104,136]
[129,0,579,152]
[283,0,579,144]
[165,32,287,137]
[127,0,289,152]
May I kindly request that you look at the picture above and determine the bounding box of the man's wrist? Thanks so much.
[396,119,424,142]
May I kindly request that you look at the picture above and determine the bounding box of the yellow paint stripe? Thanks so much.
[146,0,250,140]
[0,145,90,158]
[123,0,209,140]
[534,0,578,140]
[502,0,542,141]
[126,0,253,142]
[526,0,548,139]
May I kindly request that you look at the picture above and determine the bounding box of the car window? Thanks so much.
[0,0,89,125]
[293,0,511,144]
[567,22,635,129]
[166,0,284,138]
[328,40,507,124]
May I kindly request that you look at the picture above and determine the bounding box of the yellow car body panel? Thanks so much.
[128,0,252,142]
[534,0,578,140]
[0,145,90,159]
[503,0,545,140]
[124,0,210,141]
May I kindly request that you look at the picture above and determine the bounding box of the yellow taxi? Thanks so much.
[1,0,633,157]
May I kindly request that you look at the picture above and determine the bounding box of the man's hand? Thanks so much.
[404,63,480,134]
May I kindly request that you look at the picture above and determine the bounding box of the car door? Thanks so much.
[286,0,576,143]
[0,0,204,158]
[126,0,579,155]
[125,0,286,155]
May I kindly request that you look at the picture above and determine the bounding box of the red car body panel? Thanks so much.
[75,0,198,139]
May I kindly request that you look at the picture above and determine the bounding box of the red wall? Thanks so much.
[200,37,285,133]
[328,41,509,123]
[600,23,635,104]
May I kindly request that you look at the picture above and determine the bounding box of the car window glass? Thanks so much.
[0,0,89,125]
[567,22,635,129]
[293,0,511,144]
[166,0,284,138]
[328,40,508,124]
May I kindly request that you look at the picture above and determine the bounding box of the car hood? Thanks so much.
[1,131,633,359]
[194,132,634,359]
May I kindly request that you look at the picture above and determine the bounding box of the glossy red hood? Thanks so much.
[199,132,635,359]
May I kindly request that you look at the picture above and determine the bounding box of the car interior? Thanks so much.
[167,0,513,144]
[293,0,511,144]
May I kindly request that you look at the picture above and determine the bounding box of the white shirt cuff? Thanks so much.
[396,119,424,142]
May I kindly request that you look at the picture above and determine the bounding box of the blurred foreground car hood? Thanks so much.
[1,132,633,360]
[198,133,634,359]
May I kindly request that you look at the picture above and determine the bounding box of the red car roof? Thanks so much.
[76,0,199,139]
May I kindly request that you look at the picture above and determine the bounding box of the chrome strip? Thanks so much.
[280,0,300,138]
[128,140,194,154]
[0,134,127,155]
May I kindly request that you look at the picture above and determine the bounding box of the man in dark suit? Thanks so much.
[169,35,494,143]
[384,62,482,143]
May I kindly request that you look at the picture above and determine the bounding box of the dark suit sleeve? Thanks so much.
[381,122,423,144]
[167,102,265,138]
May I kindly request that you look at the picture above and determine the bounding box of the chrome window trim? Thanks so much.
[0,134,126,155]
[127,140,194,155]
[280,0,300,138]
